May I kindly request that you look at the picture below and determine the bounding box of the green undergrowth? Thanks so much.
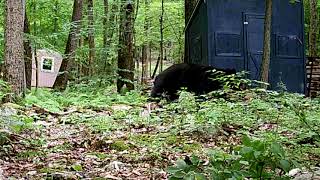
[23,84,148,113]
[22,84,320,157]
[0,79,10,101]
[1,81,320,178]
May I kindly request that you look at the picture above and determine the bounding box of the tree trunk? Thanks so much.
[149,47,152,78]
[78,34,85,78]
[87,0,95,75]
[260,0,273,88]
[117,1,135,92]
[135,47,140,70]
[103,0,118,73]
[4,0,25,99]
[33,0,39,90]
[54,0,83,90]
[81,0,89,76]
[152,56,160,79]
[24,12,32,90]
[53,0,59,46]
[309,0,318,57]
[133,0,140,73]
[159,0,164,72]
[141,0,150,84]
[103,0,109,48]
[81,0,89,77]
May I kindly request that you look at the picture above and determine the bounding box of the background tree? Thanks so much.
[53,0,59,46]
[309,0,318,57]
[0,0,3,77]
[0,0,184,89]
[159,0,164,72]
[32,0,39,89]
[24,12,33,90]
[260,0,273,87]
[4,0,25,99]
[117,1,135,92]
[87,0,95,75]
[103,0,119,75]
[141,0,150,84]
[103,0,109,57]
[54,0,83,90]
[79,0,89,76]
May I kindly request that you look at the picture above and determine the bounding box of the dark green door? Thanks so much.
[244,14,265,80]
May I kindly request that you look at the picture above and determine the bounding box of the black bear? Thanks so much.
[151,63,237,100]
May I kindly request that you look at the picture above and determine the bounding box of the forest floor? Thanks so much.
[0,84,320,179]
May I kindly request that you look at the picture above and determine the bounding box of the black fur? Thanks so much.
[151,63,236,100]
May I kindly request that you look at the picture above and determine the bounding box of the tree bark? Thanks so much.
[117,1,135,92]
[309,0,318,57]
[141,0,150,84]
[33,0,39,90]
[159,0,164,72]
[133,0,140,75]
[24,12,32,90]
[260,0,273,88]
[53,0,59,46]
[103,0,109,48]
[81,0,89,76]
[4,0,25,99]
[54,0,83,90]
[78,32,85,78]
[103,0,118,73]
[152,56,160,79]
[149,47,152,78]
[87,0,95,75]
[135,48,140,70]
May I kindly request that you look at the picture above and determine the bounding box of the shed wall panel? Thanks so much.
[186,0,306,93]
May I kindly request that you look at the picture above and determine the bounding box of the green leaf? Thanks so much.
[271,142,285,157]
[291,160,300,168]
[169,176,181,180]
[173,171,186,178]
[176,159,188,170]
[71,164,83,171]
[195,173,207,180]
[254,151,262,158]
[191,155,200,165]
[253,141,265,151]
[239,160,249,165]
[279,159,291,172]
[242,135,251,146]
[241,147,253,155]
[184,174,194,180]
[167,166,181,174]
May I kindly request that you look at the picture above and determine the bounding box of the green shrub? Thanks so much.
[0,79,10,102]
[168,136,296,180]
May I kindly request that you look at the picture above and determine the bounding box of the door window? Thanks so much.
[215,32,241,57]
[276,35,301,58]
